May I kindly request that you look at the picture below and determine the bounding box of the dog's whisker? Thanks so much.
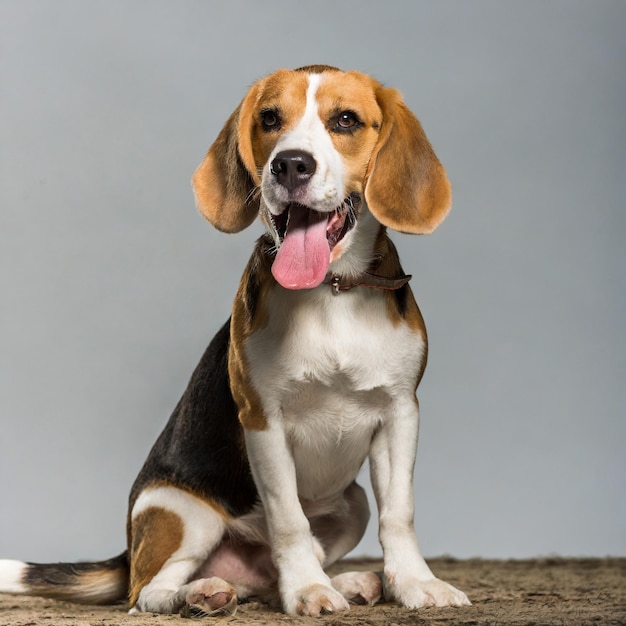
[346,206,356,226]
[246,185,261,205]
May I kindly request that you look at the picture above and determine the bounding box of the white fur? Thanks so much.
[244,423,346,615]
[329,207,381,276]
[243,272,426,612]
[247,286,424,499]
[0,560,27,594]
[369,398,469,607]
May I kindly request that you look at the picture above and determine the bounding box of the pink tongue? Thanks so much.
[272,205,330,290]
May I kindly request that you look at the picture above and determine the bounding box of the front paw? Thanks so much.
[385,575,470,608]
[284,583,351,616]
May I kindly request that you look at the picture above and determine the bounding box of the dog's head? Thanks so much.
[193,66,451,289]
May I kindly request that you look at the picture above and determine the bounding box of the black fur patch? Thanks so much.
[393,283,410,319]
[129,320,258,518]
[25,552,128,587]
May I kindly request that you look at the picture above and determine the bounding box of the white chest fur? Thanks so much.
[245,286,425,500]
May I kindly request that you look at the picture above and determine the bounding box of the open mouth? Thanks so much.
[269,192,361,291]
[270,192,361,251]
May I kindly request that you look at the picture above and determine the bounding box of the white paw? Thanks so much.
[181,577,238,617]
[331,571,382,606]
[284,583,351,616]
[385,576,471,608]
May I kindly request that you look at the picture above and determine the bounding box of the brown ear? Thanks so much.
[365,87,451,234]
[192,84,261,233]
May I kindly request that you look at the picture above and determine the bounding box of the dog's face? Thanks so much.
[193,66,451,289]
[251,68,386,288]
[252,69,382,213]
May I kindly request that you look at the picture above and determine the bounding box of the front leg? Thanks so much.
[370,396,470,608]
[244,423,350,616]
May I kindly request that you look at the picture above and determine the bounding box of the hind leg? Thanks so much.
[128,485,236,615]
[308,481,370,567]
[309,481,382,606]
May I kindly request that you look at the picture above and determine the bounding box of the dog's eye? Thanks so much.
[334,111,361,133]
[261,109,281,131]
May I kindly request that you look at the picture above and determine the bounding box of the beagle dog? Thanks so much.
[0,65,470,617]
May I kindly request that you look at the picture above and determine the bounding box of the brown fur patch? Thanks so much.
[228,237,275,431]
[371,229,428,386]
[128,507,184,607]
[192,100,260,234]
[365,86,451,234]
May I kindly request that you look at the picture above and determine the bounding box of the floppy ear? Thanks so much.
[192,84,261,233]
[365,87,451,234]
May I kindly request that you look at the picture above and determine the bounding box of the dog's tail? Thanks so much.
[0,551,129,605]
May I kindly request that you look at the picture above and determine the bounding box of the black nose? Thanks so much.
[270,150,317,191]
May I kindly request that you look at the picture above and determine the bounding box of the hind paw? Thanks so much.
[331,570,382,606]
[180,577,238,618]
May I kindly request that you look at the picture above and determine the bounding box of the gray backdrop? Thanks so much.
[1,1,624,563]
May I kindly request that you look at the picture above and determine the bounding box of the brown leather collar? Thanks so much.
[323,270,412,295]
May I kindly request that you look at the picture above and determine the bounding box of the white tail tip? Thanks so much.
[0,559,27,594]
